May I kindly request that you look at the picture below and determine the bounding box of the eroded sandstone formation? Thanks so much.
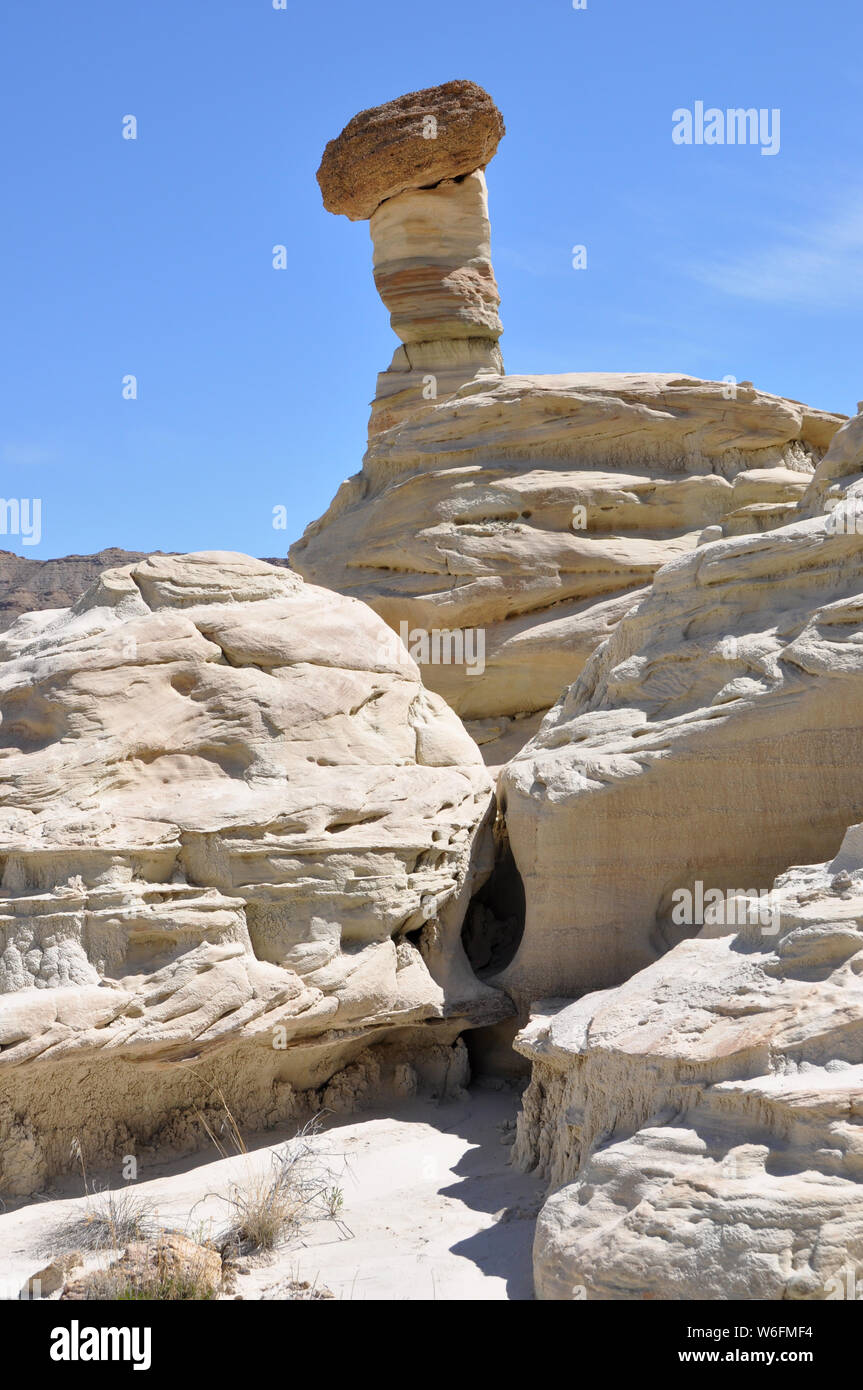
[514,827,863,1300]
[317,80,506,434]
[5,76,860,1310]
[504,412,863,1300]
[0,552,506,1193]
[293,373,843,764]
[493,409,863,1011]
[304,82,845,766]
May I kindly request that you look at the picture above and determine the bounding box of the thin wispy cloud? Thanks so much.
[1,441,56,468]
[689,197,863,309]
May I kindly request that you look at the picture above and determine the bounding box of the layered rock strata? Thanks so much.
[496,409,863,1010]
[293,373,842,764]
[0,552,505,1192]
[306,82,844,764]
[514,828,863,1300]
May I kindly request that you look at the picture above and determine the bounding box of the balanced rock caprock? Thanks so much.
[318,80,506,434]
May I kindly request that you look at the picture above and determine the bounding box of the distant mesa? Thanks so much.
[0,549,292,633]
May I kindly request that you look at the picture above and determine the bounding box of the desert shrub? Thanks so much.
[52,1185,159,1254]
[215,1115,347,1256]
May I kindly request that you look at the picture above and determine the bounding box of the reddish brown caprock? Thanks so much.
[317,79,505,221]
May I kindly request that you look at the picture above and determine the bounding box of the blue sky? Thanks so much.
[1,0,861,558]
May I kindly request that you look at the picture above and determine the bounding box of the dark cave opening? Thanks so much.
[461,833,526,979]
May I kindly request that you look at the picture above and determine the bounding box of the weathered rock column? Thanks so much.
[317,80,506,435]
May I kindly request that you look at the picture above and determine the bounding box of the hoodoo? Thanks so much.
[317,80,506,434]
[298,83,845,765]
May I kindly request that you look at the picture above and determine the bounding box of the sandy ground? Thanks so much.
[0,1083,544,1301]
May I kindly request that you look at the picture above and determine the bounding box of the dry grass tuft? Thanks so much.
[192,1102,349,1257]
[52,1186,160,1254]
